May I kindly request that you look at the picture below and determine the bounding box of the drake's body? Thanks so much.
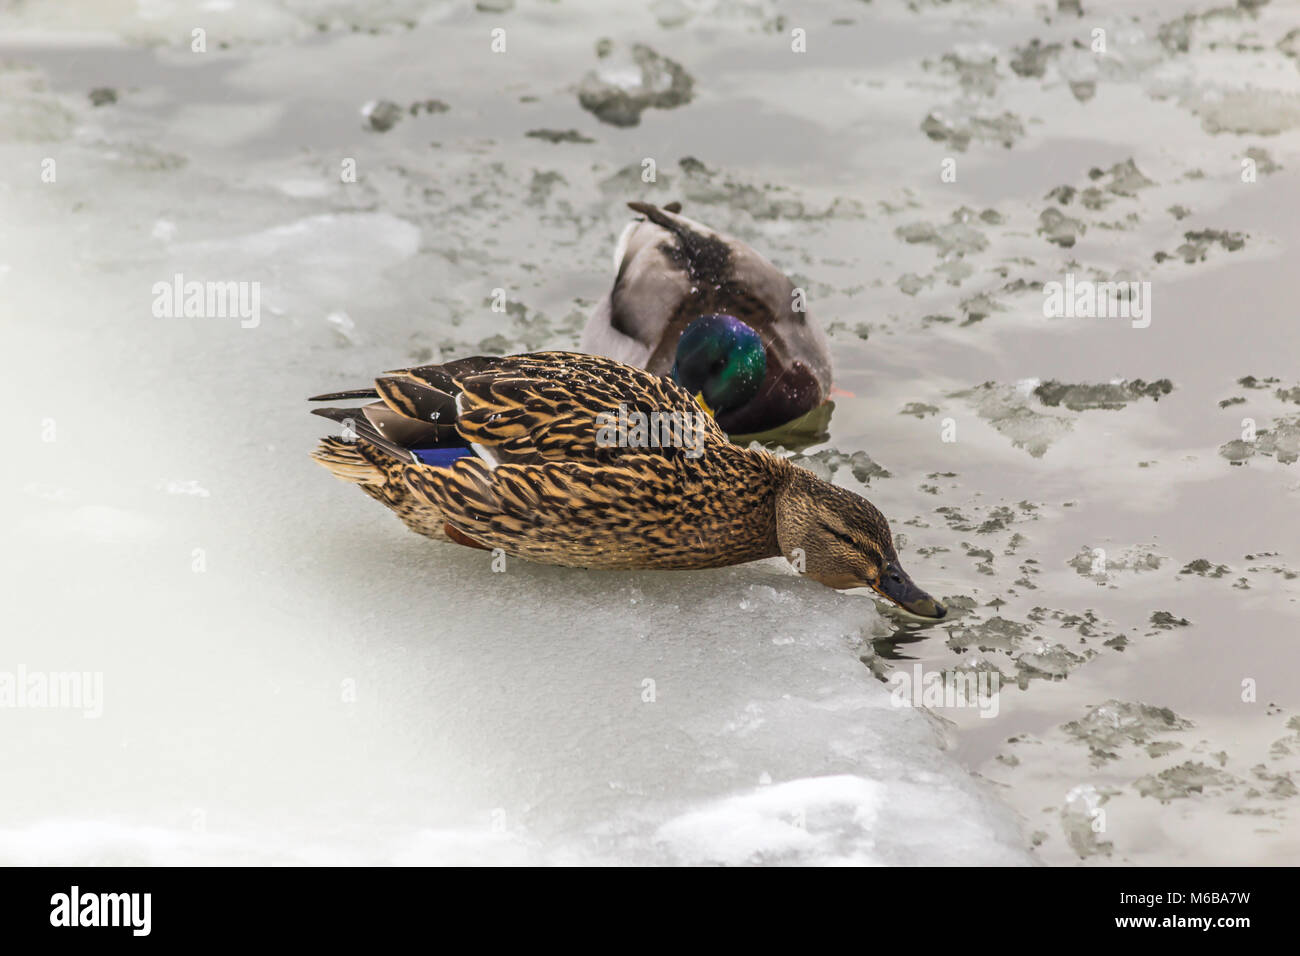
[581,202,833,435]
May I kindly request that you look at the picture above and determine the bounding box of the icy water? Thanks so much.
[1,0,1298,865]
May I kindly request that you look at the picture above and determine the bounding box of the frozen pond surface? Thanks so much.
[1,0,1298,864]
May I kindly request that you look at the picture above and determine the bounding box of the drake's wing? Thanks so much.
[579,208,693,368]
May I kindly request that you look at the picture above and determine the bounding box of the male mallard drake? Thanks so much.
[580,201,834,437]
[309,351,944,618]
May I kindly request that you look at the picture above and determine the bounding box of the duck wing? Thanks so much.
[392,352,734,567]
[312,351,727,465]
[443,350,728,465]
[579,204,693,369]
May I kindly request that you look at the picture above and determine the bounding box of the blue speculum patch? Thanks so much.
[411,445,474,468]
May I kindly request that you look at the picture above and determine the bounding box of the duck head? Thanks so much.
[671,314,830,436]
[671,314,766,418]
[774,464,947,620]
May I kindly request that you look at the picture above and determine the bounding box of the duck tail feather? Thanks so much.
[310,407,414,462]
[308,388,380,402]
[311,437,386,486]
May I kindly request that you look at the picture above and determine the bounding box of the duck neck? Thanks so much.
[683,445,796,568]
[769,457,821,563]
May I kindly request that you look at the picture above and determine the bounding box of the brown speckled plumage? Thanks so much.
[309,350,946,617]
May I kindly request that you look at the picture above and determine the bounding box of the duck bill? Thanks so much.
[873,563,947,619]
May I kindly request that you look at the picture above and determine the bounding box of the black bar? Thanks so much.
[0,866,1284,942]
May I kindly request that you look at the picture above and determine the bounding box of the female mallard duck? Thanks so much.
[309,351,944,619]
[581,201,834,438]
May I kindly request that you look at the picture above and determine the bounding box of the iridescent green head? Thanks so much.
[671,314,766,416]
